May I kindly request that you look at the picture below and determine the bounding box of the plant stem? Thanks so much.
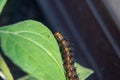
[0,55,14,80]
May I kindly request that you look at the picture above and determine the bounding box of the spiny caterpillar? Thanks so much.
[54,32,79,80]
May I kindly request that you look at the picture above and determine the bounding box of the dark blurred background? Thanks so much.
[0,0,120,80]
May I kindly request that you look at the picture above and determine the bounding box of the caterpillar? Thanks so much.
[54,32,79,80]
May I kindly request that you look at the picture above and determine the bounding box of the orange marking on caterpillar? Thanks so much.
[54,32,79,80]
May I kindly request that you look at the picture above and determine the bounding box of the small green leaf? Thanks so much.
[0,20,66,80]
[0,0,7,14]
[75,63,93,80]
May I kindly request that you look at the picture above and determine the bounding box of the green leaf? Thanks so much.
[0,20,66,80]
[75,63,93,80]
[0,0,7,14]
[0,55,14,80]
[0,20,93,80]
